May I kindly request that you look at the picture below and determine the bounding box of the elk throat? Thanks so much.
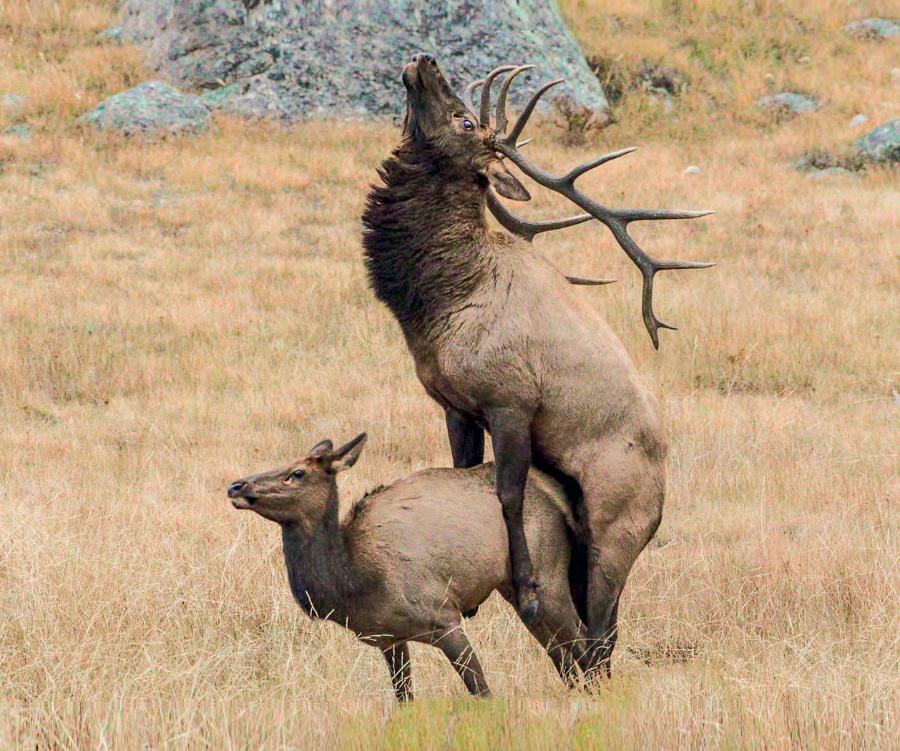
[280,488,360,619]
[362,145,495,337]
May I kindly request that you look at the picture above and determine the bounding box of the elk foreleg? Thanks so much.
[381,642,413,702]
[489,408,539,624]
[445,409,485,468]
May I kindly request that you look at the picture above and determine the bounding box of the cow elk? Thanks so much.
[362,54,713,675]
[228,434,589,700]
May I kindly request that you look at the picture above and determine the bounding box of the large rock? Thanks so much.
[119,0,608,121]
[80,80,211,137]
[854,119,900,164]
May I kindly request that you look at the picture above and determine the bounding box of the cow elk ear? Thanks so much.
[328,433,367,473]
[482,160,531,201]
[307,439,334,459]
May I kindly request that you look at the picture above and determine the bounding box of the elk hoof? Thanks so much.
[519,598,539,625]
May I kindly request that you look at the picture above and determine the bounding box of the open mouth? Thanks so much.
[402,61,420,90]
[231,496,256,509]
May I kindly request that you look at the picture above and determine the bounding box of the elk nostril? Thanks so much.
[422,53,435,64]
[228,481,246,498]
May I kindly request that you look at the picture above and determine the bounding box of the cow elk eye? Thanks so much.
[291,469,305,480]
[461,118,475,131]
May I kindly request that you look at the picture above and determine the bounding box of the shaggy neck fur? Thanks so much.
[362,140,494,338]
[280,485,358,619]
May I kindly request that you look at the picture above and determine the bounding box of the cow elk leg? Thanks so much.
[382,642,413,702]
[432,628,491,697]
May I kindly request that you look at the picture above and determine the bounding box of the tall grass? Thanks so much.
[0,1,897,748]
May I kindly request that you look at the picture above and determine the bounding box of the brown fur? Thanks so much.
[227,435,589,701]
[362,55,668,675]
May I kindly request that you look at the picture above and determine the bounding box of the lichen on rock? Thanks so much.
[80,80,211,138]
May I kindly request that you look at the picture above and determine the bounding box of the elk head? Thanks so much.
[402,55,715,348]
[227,434,367,526]
[401,54,530,201]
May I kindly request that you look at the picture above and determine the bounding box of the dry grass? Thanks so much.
[0,1,897,749]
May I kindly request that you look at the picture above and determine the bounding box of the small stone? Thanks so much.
[757,92,820,118]
[844,18,900,40]
[810,167,853,179]
[793,150,837,172]
[4,124,31,142]
[849,114,869,127]
[683,165,701,176]
[648,90,674,113]
[853,118,900,164]
[95,26,124,45]
[1,93,25,114]
[79,80,211,139]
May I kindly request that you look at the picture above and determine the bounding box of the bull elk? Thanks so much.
[362,54,712,674]
[228,434,589,700]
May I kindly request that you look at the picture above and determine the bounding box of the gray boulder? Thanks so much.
[854,119,900,165]
[844,18,899,40]
[757,92,819,117]
[80,80,211,138]
[118,0,608,121]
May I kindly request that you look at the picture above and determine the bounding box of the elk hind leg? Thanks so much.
[581,471,663,680]
[528,587,590,687]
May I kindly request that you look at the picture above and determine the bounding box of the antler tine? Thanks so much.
[495,65,534,134]
[463,79,483,113]
[493,76,715,348]
[616,208,715,223]
[566,275,617,286]
[486,192,615,287]
[507,78,563,143]
[563,147,638,184]
[486,190,593,242]
[479,65,516,127]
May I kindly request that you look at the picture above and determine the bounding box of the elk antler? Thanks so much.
[478,67,715,349]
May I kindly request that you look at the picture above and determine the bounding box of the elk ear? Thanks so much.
[482,160,530,201]
[329,433,367,473]
[307,439,334,459]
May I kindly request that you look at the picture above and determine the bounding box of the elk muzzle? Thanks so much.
[402,54,468,140]
[227,479,255,508]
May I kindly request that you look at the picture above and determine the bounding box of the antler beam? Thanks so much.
[481,65,714,349]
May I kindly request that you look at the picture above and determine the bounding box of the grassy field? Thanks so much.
[1,1,897,748]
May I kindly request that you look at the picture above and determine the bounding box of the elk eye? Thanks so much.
[461,118,475,131]
[291,469,305,480]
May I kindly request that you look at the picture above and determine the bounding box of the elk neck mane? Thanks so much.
[362,139,498,335]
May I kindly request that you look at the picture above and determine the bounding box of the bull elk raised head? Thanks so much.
[465,64,714,349]
[363,54,714,677]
